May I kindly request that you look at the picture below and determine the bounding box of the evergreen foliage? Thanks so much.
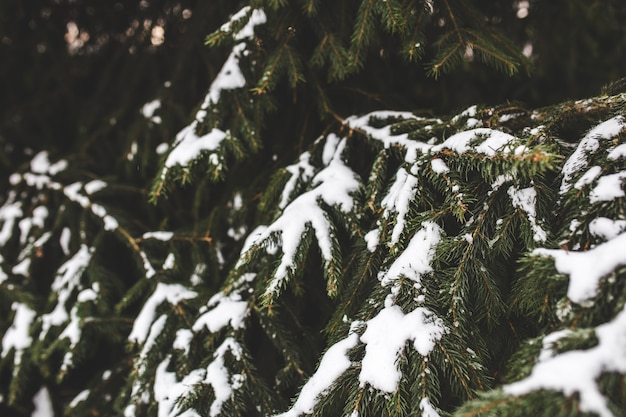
[1,1,626,417]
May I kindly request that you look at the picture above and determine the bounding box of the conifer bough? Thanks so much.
[1,2,626,417]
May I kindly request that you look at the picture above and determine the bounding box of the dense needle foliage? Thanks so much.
[1,1,625,417]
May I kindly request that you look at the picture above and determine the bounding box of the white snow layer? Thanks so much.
[164,125,227,169]
[245,135,359,296]
[129,283,197,344]
[274,333,360,417]
[430,158,449,174]
[345,111,433,159]
[505,306,626,417]
[359,305,447,392]
[533,232,626,305]
[31,386,54,417]
[1,302,36,367]
[507,186,547,242]
[419,397,442,417]
[153,356,204,417]
[431,128,519,157]
[379,221,441,289]
[560,116,625,194]
[381,167,419,246]
[276,304,447,416]
[279,151,316,210]
[161,8,267,174]
[40,245,93,340]
[153,338,243,417]
[193,289,249,333]
[589,171,626,203]
[589,217,626,240]
[142,231,174,241]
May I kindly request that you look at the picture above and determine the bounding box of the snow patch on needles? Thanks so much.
[163,126,227,171]
[589,171,626,203]
[245,135,359,296]
[379,221,441,290]
[1,302,36,368]
[31,386,54,417]
[359,305,447,392]
[560,116,625,194]
[160,8,266,179]
[533,232,626,305]
[279,150,316,210]
[40,245,93,340]
[505,306,626,417]
[507,186,547,242]
[431,128,518,156]
[152,356,204,417]
[193,273,255,333]
[275,332,360,417]
[345,111,433,159]
[153,338,245,417]
[419,397,442,417]
[129,283,197,344]
[381,167,419,246]
[204,338,244,417]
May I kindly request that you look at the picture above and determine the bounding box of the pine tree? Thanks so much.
[1,1,626,417]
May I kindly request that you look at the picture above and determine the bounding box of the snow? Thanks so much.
[279,151,315,209]
[173,329,193,355]
[31,387,54,417]
[419,397,441,417]
[64,182,90,208]
[90,204,118,231]
[431,128,518,156]
[430,158,449,174]
[204,338,243,417]
[189,7,266,123]
[574,166,602,189]
[11,258,31,276]
[69,389,90,408]
[359,305,447,392]
[379,221,441,289]
[533,232,626,305]
[60,227,71,255]
[0,201,23,245]
[164,125,227,169]
[200,44,247,111]
[154,339,246,417]
[153,356,204,417]
[381,167,418,246]
[142,99,162,124]
[59,305,83,372]
[193,292,249,333]
[345,111,433,158]
[560,116,625,194]
[589,171,626,203]
[30,151,68,175]
[1,302,36,367]
[275,333,360,417]
[589,217,626,240]
[84,179,107,194]
[364,229,380,252]
[505,306,626,417]
[163,253,176,270]
[608,143,626,160]
[507,186,547,242]
[128,283,198,344]
[246,136,359,296]
[194,273,254,333]
[142,231,174,241]
[40,245,93,340]
[219,7,267,41]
